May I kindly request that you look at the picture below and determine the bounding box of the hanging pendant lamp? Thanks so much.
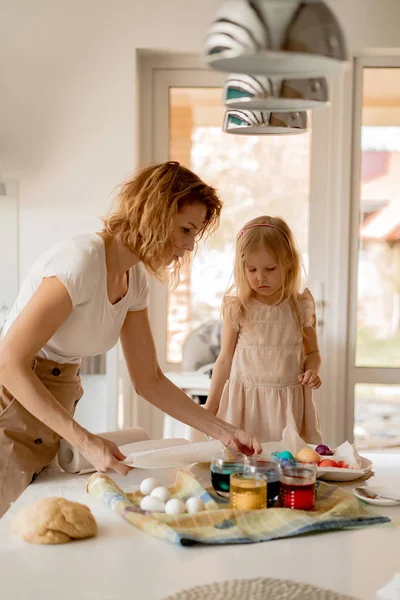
[223,109,308,135]
[223,73,329,111]
[204,0,348,78]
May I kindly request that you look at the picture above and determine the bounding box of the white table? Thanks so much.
[164,372,211,439]
[165,371,211,397]
[0,453,399,600]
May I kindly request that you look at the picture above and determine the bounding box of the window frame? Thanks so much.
[132,49,352,444]
[346,54,400,441]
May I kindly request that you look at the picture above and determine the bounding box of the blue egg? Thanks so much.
[280,458,296,468]
[277,451,295,460]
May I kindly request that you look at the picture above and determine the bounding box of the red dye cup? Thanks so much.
[279,462,317,511]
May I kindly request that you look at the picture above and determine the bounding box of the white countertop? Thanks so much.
[165,371,210,395]
[0,453,399,600]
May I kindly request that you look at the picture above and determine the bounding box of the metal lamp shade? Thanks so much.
[223,109,309,135]
[223,73,329,111]
[204,0,348,78]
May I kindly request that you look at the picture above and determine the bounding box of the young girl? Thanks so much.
[204,215,323,444]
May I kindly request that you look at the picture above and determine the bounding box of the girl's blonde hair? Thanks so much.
[103,161,222,281]
[225,215,304,329]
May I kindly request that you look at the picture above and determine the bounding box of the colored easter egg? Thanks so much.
[315,444,334,456]
[318,459,338,467]
[337,461,350,468]
[297,447,320,464]
[277,451,295,460]
[280,458,296,468]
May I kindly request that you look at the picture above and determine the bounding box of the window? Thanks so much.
[167,87,311,363]
[350,61,400,448]
[140,55,345,444]
[355,384,400,448]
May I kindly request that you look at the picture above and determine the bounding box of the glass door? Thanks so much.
[135,54,344,440]
[348,58,400,449]
[166,86,312,365]
[151,68,330,368]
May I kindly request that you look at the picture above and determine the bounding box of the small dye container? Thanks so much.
[244,454,280,507]
[210,447,245,498]
[279,462,317,511]
[229,473,267,510]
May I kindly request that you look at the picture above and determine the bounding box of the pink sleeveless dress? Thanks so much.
[217,288,322,444]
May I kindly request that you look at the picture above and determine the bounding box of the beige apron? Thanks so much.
[0,356,83,517]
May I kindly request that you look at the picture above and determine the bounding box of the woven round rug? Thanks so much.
[162,578,358,600]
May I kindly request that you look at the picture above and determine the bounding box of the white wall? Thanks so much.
[0,183,19,313]
[0,0,223,278]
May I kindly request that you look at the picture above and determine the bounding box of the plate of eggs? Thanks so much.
[274,445,373,482]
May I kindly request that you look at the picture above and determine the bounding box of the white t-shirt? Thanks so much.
[1,233,149,363]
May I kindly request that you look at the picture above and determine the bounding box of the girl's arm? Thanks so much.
[298,323,322,389]
[120,309,260,455]
[204,313,238,415]
[0,278,130,475]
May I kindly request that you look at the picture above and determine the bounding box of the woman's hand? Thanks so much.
[226,428,262,456]
[80,434,131,475]
[298,370,321,389]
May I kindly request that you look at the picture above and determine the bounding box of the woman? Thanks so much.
[0,161,261,517]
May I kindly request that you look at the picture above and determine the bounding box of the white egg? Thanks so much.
[139,477,159,496]
[151,486,171,503]
[185,497,205,514]
[140,495,166,513]
[165,498,186,516]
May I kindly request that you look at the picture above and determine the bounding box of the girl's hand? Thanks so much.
[298,370,321,389]
[226,428,262,456]
[80,434,131,475]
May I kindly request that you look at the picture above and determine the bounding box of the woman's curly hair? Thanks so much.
[103,161,222,281]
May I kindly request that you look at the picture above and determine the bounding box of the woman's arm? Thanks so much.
[204,314,238,415]
[298,324,322,389]
[120,309,261,455]
[0,277,130,474]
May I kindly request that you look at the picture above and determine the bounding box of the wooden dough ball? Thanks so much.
[12,497,97,544]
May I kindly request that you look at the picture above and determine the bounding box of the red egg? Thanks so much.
[318,459,337,467]
[337,461,350,468]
